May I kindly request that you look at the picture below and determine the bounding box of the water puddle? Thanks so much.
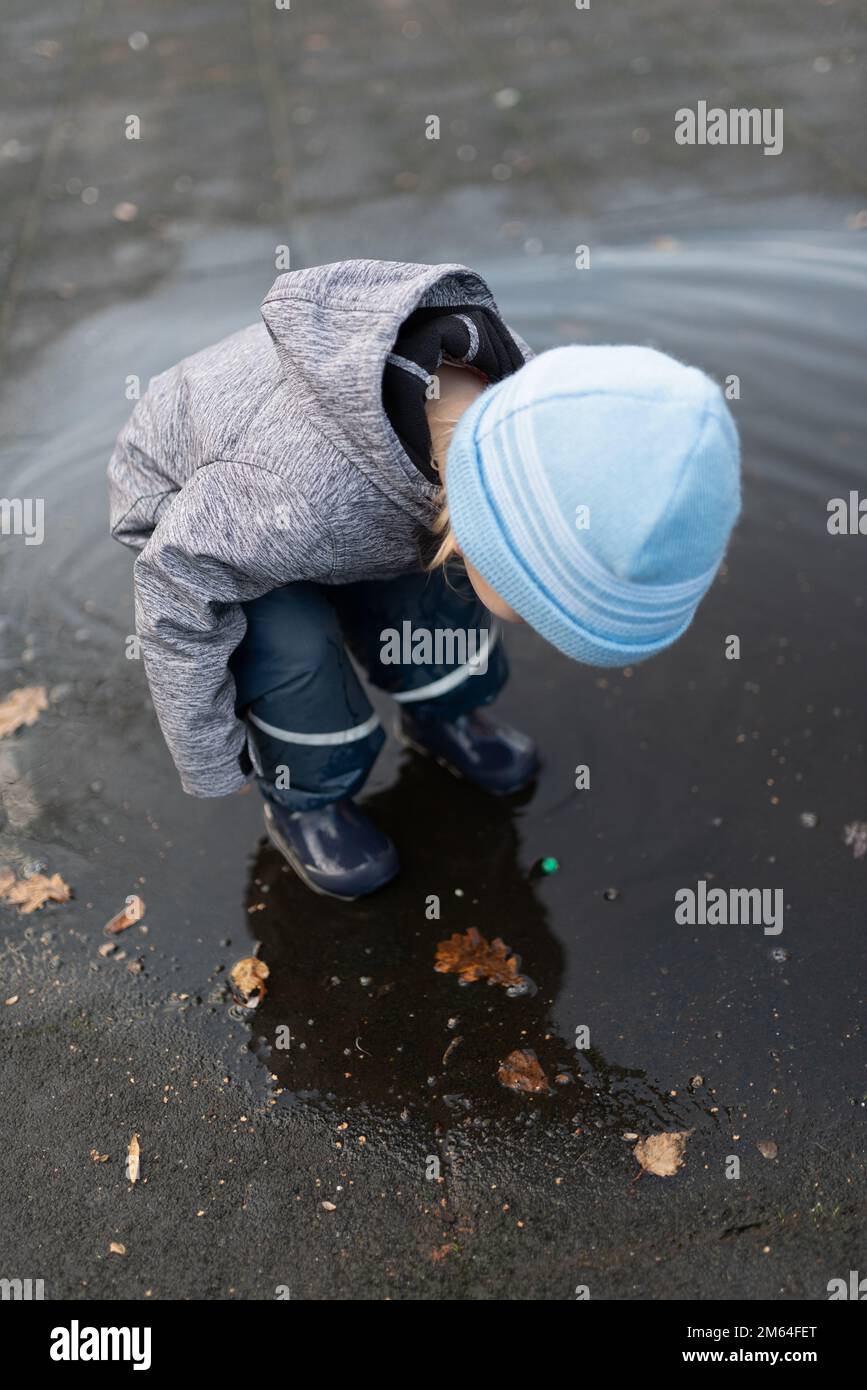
[3,218,866,1144]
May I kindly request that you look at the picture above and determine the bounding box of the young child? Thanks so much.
[108,259,740,899]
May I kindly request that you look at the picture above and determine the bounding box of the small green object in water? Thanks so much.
[540,856,559,875]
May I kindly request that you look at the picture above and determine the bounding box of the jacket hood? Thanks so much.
[260,259,513,517]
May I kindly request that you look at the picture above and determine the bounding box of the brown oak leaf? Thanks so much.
[0,686,48,739]
[633,1129,694,1177]
[435,927,530,991]
[229,955,269,1007]
[497,1048,549,1094]
[0,870,72,914]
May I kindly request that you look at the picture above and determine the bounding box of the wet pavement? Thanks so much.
[1,0,866,1300]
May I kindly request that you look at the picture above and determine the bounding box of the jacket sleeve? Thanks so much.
[108,366,191,551]
[133,461,335,797]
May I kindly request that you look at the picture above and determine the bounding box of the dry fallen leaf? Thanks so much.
[431,1243,457,1262]
[497,1048,549,1094]
[435,927,531,991]
[90,1149,109,1164]
[104,894,145,935]
[5,995,19,1006]
[0,870,72,914]
[109,1241,126,1256]
[126,1133,140,1184]
[321,1201,336,1211]
[633,1129,694,1177]
[757,1139,778,1160]
[229,955,269,1007]
[0,686,48,738]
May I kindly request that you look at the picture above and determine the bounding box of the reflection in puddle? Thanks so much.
[243,756,708,1137]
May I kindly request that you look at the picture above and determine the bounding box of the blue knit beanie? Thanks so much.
[446,345,741,667]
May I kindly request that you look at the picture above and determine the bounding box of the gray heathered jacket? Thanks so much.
[108,259,530,797]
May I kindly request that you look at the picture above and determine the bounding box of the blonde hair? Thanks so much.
[426,490,459,569]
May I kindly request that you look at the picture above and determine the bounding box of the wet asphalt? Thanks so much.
[1,0,866,1300]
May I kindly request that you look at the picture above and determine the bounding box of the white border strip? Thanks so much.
[391,625,499,703]
[248,710,381,746]
[386,352,432,384]
[453,313,480,362]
